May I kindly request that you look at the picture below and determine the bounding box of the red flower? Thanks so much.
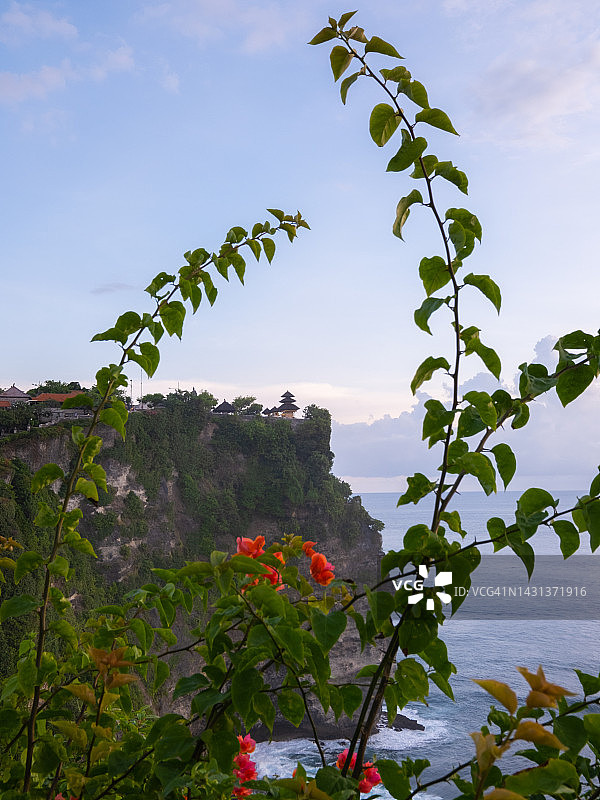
[237,733,256,754]
[336,748,357,770]
[236,536,265,558]
[310,552,335,586]
[359,778,374,793]
[302,540,317,558]
[232,786,252,798]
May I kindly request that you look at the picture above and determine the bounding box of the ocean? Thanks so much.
[253,490,600,797]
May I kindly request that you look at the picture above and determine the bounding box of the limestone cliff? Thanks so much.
[0,404,385,738]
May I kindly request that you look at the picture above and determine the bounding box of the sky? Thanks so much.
[1,0,599,491]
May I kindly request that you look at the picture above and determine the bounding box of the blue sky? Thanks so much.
[2,1,599,490]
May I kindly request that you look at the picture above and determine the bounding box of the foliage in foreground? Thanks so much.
[1,10,600,800]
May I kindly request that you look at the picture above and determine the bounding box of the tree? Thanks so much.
[233,395,261,414]
[140,392,165,407]
[26,379,84,396]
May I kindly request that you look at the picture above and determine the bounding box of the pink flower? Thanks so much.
[359,778,374,793]
[336,748,357,770]
[237,733,256,754]
[364,765,381,787]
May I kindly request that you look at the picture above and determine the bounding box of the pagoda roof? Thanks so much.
[0,385,29,399]
[280,390,294,399]
[277,402,299,412]
[213,400,235,413]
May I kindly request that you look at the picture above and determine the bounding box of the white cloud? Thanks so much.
[0,2,77,44]
[0,60,73,104]
[89,45,135,81]
[0,46,135,105]
[140,0,313,53]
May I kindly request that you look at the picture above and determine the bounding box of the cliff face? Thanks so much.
[0,404,384,738]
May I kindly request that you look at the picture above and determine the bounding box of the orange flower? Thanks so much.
[236,536,265,558]
[302,540,317,558]
[517,665,576,708]
[310,552,335,586]
[264,551,285,590]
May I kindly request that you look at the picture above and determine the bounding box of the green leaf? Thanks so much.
[377,759,411,800]
[393,189,423,240]
[99,407,126,440]
[308,26,337,45]
[0,594,38,623]
[310,608,347,652]
[231,667,263,720]
[340,684,363,717]
[340,71,360,104]
[338,10,358,28]
[14,551,44,584]
[139,342,160,376]
[50,618,78,649]
[576,670,600,696]
[434,161,468,194]
[48,556,69,578]
[556,363,595,407]
[262,237,275,263]
[145,271,175,297]
[229,555,270,575]
[159,301,186,339]
[490,443,517,489]
[397,473,436,505]
[410,355,450,394]
[31,463,64,493]
[415,107,458,135]
[518,488,557,516]
[554,715,587,753]
[456,452,496,495]
[463,332,501,379]
[386,135,428,172]
[74,477,98,502]
[414,296,445,334]
[84,462,107,493]
[464,391,497,430]
[278,690,305,727]
[446,208,482,241]
[505,759,578,796]
[422,399,453,443]
[62,393,93,409]
[551,519,579,558]
[115,310,142,335]
[365,36,402,58]
[464,273,501,313]
[457,405,486,438]
[253,692,276,732]
[419,256,450,296]
[518,362,556,398]
[398,79,429,109]
[153,659,170,692]
[91,326,127,345]
[366,589,396,624]
[369,103,401,147]
[330,45,353,81]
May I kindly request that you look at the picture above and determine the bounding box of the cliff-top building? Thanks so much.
[276,390,299,419]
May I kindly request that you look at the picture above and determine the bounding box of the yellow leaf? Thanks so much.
[514,721,566,750]
[517,666,575,698]
[105,672,138,689]
[100,691,120,714]
[485,790,528,800]
[52,719,88,749]
[91,723,113,740]
[526,690,557,708]
[90,740,116,765]
[473,679,518,714]
[64,682,96,707]
[65,768,87,796]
